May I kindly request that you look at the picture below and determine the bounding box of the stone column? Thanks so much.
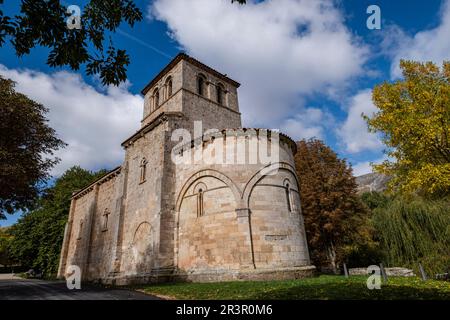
[236,205,256,269]
[156,121,177,270]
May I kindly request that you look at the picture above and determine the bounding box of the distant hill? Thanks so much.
[355,172,390,193]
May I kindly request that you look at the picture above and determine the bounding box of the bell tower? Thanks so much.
[140,53,242,132]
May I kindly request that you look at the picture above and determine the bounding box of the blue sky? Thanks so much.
[1,0,448,226]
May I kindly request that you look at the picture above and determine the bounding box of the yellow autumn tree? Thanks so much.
[365,60,450,197]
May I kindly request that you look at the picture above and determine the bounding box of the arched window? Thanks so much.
[216,83,225,105]
[197,74,206,96]
[153,88,159,110]
[165,76,173,98]
[284,179,293,212]
[140,157,148,184]
[102,209,110,231]
[194,182,207,217]
[197,188,204,217]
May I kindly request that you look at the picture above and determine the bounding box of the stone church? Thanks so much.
[57,53,315,285]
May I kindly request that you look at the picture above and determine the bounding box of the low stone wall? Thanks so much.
[349,267,415,277]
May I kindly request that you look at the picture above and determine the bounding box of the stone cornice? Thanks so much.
[71,166,122,200]
[173,128,297,155]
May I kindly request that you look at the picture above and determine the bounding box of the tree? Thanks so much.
[0,0,246,86]
[294,139,373,272]
[8,166,107,276]
[365,60,450,197]
[360,191,391,210]
[360,191,449,276]
[0,76,66,218]
[0,227,15,268]
[371,196,450,276]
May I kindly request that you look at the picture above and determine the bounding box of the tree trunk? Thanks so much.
[326,241,337,274]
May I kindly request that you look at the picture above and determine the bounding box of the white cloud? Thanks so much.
[387,0,450,78]
[281,107,333,141]
[0,66,142,176]
[150,0,368,129]
[351,161,373,177]
[351,156,386,177]
[337,89,382,153]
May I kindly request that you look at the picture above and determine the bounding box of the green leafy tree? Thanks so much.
[0,227,15,268]
[365,60,450,197]
[8,166,107,276]
[360,191,391,210]
[0,0,246,85]
[294,139,375,272]
[0,76,66,218]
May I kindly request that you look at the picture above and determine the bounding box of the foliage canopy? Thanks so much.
[0,227,15,267]
[294,139,375,271]
[0,0,246,85]
[8,166,107,276]
[366,60,450,197]
[0,76,66,217]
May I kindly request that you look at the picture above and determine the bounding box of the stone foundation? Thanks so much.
[175,266,317,283]
[103,266,316,286]
[349,267,415,277]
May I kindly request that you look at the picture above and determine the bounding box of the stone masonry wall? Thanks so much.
[182,60,239,113]
[118,121,167,278]
[63,172,119,281]
[181,60,241,131]
[66,188,95,273]
[85,177,117,280]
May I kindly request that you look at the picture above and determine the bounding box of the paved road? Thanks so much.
[0,274,160,300]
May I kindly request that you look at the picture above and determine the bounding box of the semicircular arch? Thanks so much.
[176,169,242,212]
[242,162,300,205]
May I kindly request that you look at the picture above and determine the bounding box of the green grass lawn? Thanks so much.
[137,275,450,300]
